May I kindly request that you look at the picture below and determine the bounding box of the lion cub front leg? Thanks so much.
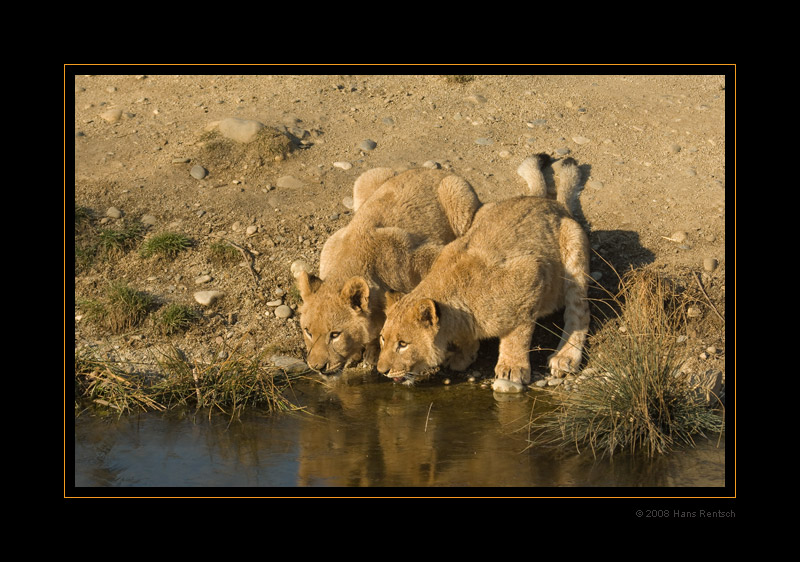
[444,337,480,372]
[492,324,533,393]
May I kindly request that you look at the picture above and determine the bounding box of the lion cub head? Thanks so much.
[377,291,445,384]
[295,271,383,373]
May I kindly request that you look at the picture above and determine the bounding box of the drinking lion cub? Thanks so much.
[376,157,590,393]
[294,167,481,374]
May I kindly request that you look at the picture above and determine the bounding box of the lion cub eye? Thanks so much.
[329,331,341,340]
[397,341,408,350]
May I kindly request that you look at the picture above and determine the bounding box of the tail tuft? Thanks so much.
[517,153,549,197]
[556,158,581,216]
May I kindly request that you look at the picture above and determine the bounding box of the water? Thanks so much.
[72,372,726,491]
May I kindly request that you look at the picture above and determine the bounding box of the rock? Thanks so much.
[359,139,377,151]
[274,305,293,318]
[703,257,719,272]
[246,225,258,236]
[140,214,157,226]
[572,136,591,145]
[266,299,283,307]
[492,378,525,393]
[217,117,266,143]
[190,165,208,180]
[270,354,309,374]
[291,260,312,278]
[423,160,441,169]
[100,108,122,123]
[194,274,212,285]
[106,207,122,219]
[276,175,304,189]
[333,161,353,170]
[475,137,492,145]
[342,196,354,210]
[194,290,224,306]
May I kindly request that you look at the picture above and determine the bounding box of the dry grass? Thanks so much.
[74,343,309,421]
[530,268,725,458]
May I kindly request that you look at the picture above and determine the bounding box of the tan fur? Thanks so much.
[295,167,481,373]
[377,157,590,392]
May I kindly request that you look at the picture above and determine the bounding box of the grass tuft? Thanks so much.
[139,232,192,259]
[75,344,308,420]
[156,303,200,335]
[530,268,724,458]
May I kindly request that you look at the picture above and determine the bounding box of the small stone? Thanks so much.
[669,231,688,244]
[140,214,157,226]
[475,137,492,145]
[586,179,604,189]
[572,136,591,145]
[290,260,312,278]
[359,139,377,151]
[342,196,355,210]
[556,147,571,155]
[270,355,309,374]
[190,165,208,180]
[276,175,304,189]
[333,161,353,170]
[194,274,212,285]
[194,290,225,306]
[703,257,719,272]
[106,207,122,219]
[246,225,258,236]
[423,160,441,169]
[100,108,122,123]
[274,305,293,318]
[172,157,191,164]
[687,306,702,318]
[669,143,681,154]
[266,299,283,307]
[527,119,547,127]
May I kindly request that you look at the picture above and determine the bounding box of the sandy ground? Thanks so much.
[72,71,729,384]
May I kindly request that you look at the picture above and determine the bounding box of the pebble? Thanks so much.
[194,290,224,306]
[270,355,309,374]
[141,214,157,226]
[190,165,208,180]
[586,179,604,189]
[333,161,353,170]
[572,136,591,145]
[359,139,377,151]
[556,148,571,155]
[172,157,191,164]
[246,225,258,236]
[194,274,212,285]
[291,260,312,278]
[342,196,355,210]
[276,175,304,189]
[475,137,492,145]
[100,108,122,123]
[527,119,547,127]
[266,299,283,307]
[274,305,293,319]
[106,207,122,219]
[703,257,719,272]
[423,160,441,169]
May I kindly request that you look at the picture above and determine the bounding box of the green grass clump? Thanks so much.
[208,240,240,264]
[156,303,199,335]
[82,282,154,334]
[532,269,724,458]
[139,232,192,259]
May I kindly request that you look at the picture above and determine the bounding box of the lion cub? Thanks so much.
[294,167,481,374]
[377,156,590,393]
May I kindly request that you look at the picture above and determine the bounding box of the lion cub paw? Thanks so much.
[547,352,581,377]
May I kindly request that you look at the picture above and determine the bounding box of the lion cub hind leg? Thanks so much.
[548,220,590,376]
[516,153,550,198]
[491,323,534,394]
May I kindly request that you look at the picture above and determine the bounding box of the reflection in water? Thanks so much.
[73,372,725,489]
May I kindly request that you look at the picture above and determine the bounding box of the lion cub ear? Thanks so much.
[416,298,440,329]
[385,290,406,311]
[341,277,370,313]
[296,270,322,301]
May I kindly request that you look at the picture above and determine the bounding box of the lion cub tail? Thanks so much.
[516,153,550,198]
[555,157,582,217]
